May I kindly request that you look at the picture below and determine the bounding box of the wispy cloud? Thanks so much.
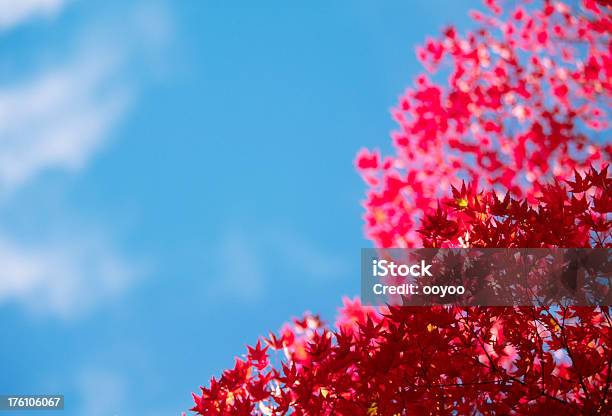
[0,1,175,192]
[0,1,174,319]
[0,53,129,190]
[0,233,141,319]
[0,0,65,31]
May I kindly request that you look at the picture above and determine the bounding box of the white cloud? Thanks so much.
[0,1,174,319]
[0,1,175,192]
[0,54,129,190]
[0,234,140,319]
[0,0,65,31]
[0,36,132,318]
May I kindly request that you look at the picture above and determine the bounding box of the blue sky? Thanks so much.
[0,1,474,414]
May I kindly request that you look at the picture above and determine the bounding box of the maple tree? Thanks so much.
[190,1,611,414]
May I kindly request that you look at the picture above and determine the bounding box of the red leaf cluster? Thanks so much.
[190,169,611,415]
[356,0,611,248]
[421,165,611,248]
[190,1,612,414]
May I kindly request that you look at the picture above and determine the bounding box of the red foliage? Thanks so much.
[190,1,612,414]
[190,171,611,415]
[357,0,611,248]
[423,165,611,248]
